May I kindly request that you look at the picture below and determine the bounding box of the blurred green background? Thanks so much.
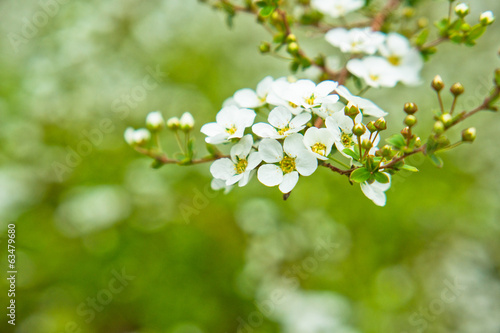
[1,0,500,332]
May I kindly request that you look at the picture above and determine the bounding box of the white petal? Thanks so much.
[247,152,262,171]
[289,112,312,129]
[231,134,253,159]
[295,151,318,176]
[283,133,307,158]
[361,182,387,206]
[227,174,244,186]
[256,76,274,97]
[216,106,239,127]
[252,123,281,138]
[315,80,338,97]
[237,108,257,127]
[268,106,292,129]
[234,89,260,108]
[200,122,223,137]
[257,164,284,187]
[259,139,284,163]
[210,159,235,180]
[279,171,299,193]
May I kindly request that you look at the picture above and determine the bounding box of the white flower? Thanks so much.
[335,85,388,117]
[303,127,335,160]
[268,79,339,113]
[124,127,150,146]
[211,178,233,194]
[200,106,256,144]
[210,135,262,187]
[233,76,274,108]
[257,134,318,193]
[480,11,495,25]
[311,0,364,18]
[379,33,423,86]
[325,28,386,55]
[314,101,346,119]
[454,3,469,17]
[146,111,165,130]
[179,112,195,130]
[325,112,361,158]
[347,57,399,88]
[252,106,311,139]
[360,175,391,206]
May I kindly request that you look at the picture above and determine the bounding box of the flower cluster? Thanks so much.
[201,76,391,206]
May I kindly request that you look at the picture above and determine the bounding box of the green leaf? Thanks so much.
[415,29,429,46]
[255,1,267,7]
[401,164,419,172]
[259,5,275,17]
[429,154,443,168]
[373,172,390,183]
[151,159,164,169]
[350,167,371,183]
[386,134,407,149]
[342,148,359,160]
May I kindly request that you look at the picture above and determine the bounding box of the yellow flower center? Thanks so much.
[369,74,379,82]
[235,158,248,174]
[311,143,327,156]
[226,126,237,135]
[289,101,298,108]
[305,94,316,105]
[280,156,296,174]
[388,55,401,66]
[341,132,354,148]
[277,125,290,136]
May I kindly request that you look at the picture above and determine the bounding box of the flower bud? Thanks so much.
[287,42,299,55]
[461,127,476,142]
[404,115,417,127]
[124,127,136,146]
[367,121,377,133]
[404,102,418,114]
[450,82,464,96]
[286,34,297,43]
[454,3,469,18]
[431,75,445,92]
[352,123,366,137]
[441,113,453,128]
[361,139,373,150]
[127,128,150,146]
[417,18,429,29]
[179,112,195,131]
[376,145,393,158]
[433,121,445,134]
[259,42,271,53]
[146,111,165,131]
[374,117,387,131]
[167,117,180,130]
[401,126,410,139]
[480,11,495,25]
[415,137,422,147]
[344,105,360,119]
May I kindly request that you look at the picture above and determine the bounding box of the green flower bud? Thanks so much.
[286,34,297,43]
[404,115,417,127]
[179,112,195,132]
[433,121,445,134]
[374,117,387,131]
[450,82,464,96]
[287,42,299,55]
[367,121,377,133]
[259,42,271,53]
[415,137,422,147]
[344,105,360,119]
[352,123,366,137]
[361,139,373,150]
[376,145,393,158]
[461,127,476,142]
[417,18,429,28]
[404,102,418,114]
[480,11,495,25]
[454,3,469,18]
[432,75,445,92]
[167,117,180,130]
[441,113,453,128]
[146,111,165,131]
[401,126,410,139]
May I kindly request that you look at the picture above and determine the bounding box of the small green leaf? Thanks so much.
[373,172,390,183]
[350,167,371,183]
[386,134,407,149]
[429,154,443,168]
[416,29,429,46]
[260,5,275,17]
[467,25,486,41]
[151,159,164,169]
[342,148,359,160]
[401,164,419,172]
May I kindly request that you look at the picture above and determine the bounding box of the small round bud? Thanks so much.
[125,128,150,146]
[415,137,422,147]
[146,111,165,131]
[344,105,360,119]
[376,145,393,158]
[361,139,373,150]
[480,11,495,25]
[286,34,297,43]
[433,121,445,134]
[432,75,445,92]
[167,117,180,130]
[401,127,410,139]
[367,121,377,133]
[403,7,415,18]
[454,3,469,18]
[287,42,299,55]
[461,127,476,142]
[124,127,136,146]
[460,23,471,32]
[404,115,417,127]
[417,17,429,29]
[441,113,453,127]
[352,123,366,137]
[404,102,418,114]
[450,82,465,96]
[374,117,387,131]
[259,42,271,53]
[179,112,195,131]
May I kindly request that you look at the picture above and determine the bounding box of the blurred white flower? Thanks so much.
[210,135,262,187]
[233,76,274,108]
[303,127,335,160]
[311,0,364,18]
[315,101,346,119]
[200,106,256,144]
[347,57,399,88]
[252,106,311,139]
[124,127,151,146]
[360,175,391,206]
[166,116,180,130]
[480,11,495,25]
[257,134,317,193]
[455,3,469,17]
[335,85,388,117]
[179,112,195,130]
[146,111,165,131]
[325,28,385,55]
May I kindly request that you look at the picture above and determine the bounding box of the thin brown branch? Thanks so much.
[371,0,402,31]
